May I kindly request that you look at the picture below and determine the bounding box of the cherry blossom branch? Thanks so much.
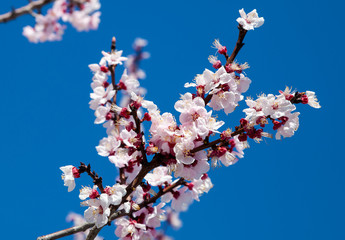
[196,92,311,155]
[84,178,187,240]
[78,162,105,193]
[110,37,119,103]
[130,106,148,165]
[37,222,94,240]
[84,154,165,239]
[119,168,126,184]
[138,178,186,208]
[190,127,245,154]
[204,25,248,105]
[0,0,55,23]
[38,176,185,240]
[227,25,248,65]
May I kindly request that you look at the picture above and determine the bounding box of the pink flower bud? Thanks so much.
[238,134,247,142]
[240,118,248,127]
[130,101,141,109]
[142,112,151,121]
[142,183,151,192]
[173,191,180,199]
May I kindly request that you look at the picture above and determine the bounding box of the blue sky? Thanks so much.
[0,0,343,239]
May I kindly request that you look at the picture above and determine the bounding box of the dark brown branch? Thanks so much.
[130,106,148,165]
[86,154,164,239]
[204,25,248,105]
[227,25,248,65]
[190,127,245,154]
[119,168,126,184]
[138,178,186,208]
[78,162,105,193]
[0,0,55,23]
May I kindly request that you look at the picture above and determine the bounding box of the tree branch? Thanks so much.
[227,25,248,65]
[204,25,248,105]
[78,162,105,193]
[37,222,94,240]
[0,0,55,23]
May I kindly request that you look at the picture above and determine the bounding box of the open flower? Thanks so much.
[60,165,80,192]
[84,193,111,228]
[236,9,264,30]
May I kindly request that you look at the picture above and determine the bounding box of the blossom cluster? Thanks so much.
[56,9,320,240]
[23,0,101,43]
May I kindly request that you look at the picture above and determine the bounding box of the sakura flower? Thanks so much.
[23,13,65,43]
[89,85,115,110]
[174,140,196,165]
[102,50,128,66]
[171,187,194,212]
[236,9,264,30]
[104,183,127,205]
[69,11,101,32]
[189,174,213,201]
[121,129,140,148]
[208,90,240,114]
[60,165,80,192]
[145,203,166,228]
[184,67,230,94]
[94,104,112,124]
[119,69,140,92]
[305,91,321,108]
[114,217,146,239]
[166,208,182,230]
[96,135,121,157]
[275,112,300,140]
[84,193,110,228]
[211,150,239,167]
[79,186,100,200]
[133,37,148,49]
[130,92,157,111]
[212,39,227,55]
[208,55,222,69]
[109,148,133,168]
[145,166,172,186]
[174,151,210,180]
[66,212,104,240]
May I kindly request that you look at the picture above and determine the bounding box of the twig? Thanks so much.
[190,127,245,154]
[204,25,248,105]
[227,25,248,65]
[0,0,55,23]
[37,222,94,240]
[78,162,105,193]
[138,178,186,208]
[130,106,148,165]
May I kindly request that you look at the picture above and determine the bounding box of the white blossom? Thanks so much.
[236,9,264,30]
